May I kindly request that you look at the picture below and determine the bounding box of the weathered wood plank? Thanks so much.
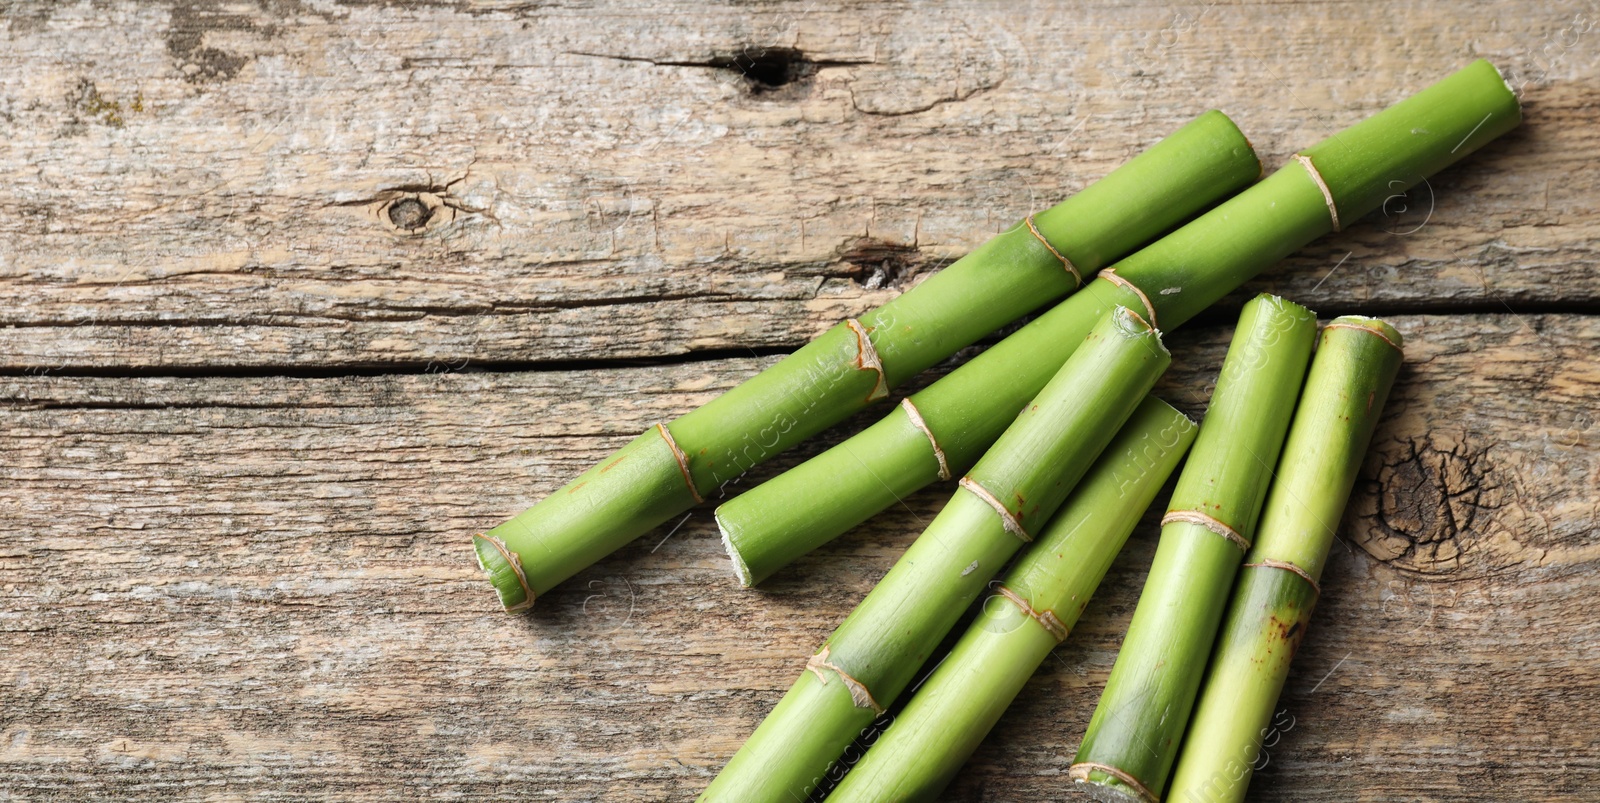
[2,1,1596,369]
[1,313,1595,800]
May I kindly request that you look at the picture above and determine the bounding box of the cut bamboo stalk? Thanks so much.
[1164,316,1404,803]
[827,396,1198,802]
[698,306,1171,802]
[473,112,1260,610]
[715,59,1520,588]
[1069,294,1319,803]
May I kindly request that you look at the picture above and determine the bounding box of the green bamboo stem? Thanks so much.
[698,306,1171,802]
[1164,316,1404,803]
[473,112,1259,610]
[827,397,1199,803]
[715,60,1519,588]
[1069,295,1319,803]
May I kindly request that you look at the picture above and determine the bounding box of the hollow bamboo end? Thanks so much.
[472,533,534,613]
[1070,762,1160,803]
[1112,305,1170,358]
[1251,291,1318,321]
[1324,315,1404,351]
[715,510,756,588]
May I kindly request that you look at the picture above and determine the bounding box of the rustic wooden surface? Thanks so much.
[1,1,1596,801]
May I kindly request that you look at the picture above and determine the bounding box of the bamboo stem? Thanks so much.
[698,306,1171,802]
[827,397,1198,802]
[715,58,1521,588]
[1069,294,1319,803]
[1164,316,1405,803]
[473,113,1259,610]
[715,279,1142,587]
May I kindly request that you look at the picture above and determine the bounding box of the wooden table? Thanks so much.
[2,2,1596,800]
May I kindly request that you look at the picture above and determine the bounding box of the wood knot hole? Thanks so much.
[712,47,814,93]
[386,197,433,231]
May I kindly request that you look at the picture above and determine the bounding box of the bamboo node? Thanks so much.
[995,585,1069,642]
[1069,762,1160,803]
[1026,214,1082,287]
[1100,270,1159,330]
[472,533,535,613]
[1162,509,1250,551]
[846,318,890,402]
[805,646,885,714]
[900,398,951,480]
[1294,152,1342,232]
[958,476,1031,542]
[655,423,703,503]
[1242,559,1322,596]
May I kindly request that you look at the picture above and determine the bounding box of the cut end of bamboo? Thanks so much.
[1112,305,1170,358]
[714,509,756,588]
[1256,291,1318,320]
[1208,109,1263,179]
[1324,315,1404,351]
[1100,270,1159,330]
[1489,58,1519,99]
[1470,58,1525,114]
[472,533,534,613]
[1070,762,1160,803]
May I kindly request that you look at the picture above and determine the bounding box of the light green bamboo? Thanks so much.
[827,397,1198,803]
[472,112,1259,610]
[698,306,1171,802]
[1069,294,1318,803]
[1165,316,1404,803]
[715,59,1520,587]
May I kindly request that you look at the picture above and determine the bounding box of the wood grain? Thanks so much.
[1,1,1596,370]
[1,1,1597,801]
[1,313,1596,801]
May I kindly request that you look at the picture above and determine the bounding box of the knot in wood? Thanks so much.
[386,197,433,231]
[1352,433,1523,576]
